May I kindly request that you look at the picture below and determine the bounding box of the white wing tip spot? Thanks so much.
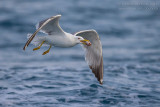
[100,79,103,84]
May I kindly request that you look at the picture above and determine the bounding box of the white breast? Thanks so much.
[45,33,77,48]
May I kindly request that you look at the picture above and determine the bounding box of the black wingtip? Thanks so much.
[23,45,27,51]
[23,47,25,51]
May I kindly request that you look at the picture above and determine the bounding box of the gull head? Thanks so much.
[75,36,91,46]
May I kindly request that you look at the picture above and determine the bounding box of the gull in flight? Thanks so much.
[23,15,103,84]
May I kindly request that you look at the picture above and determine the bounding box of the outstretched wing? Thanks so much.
[75,30,103,84]
[23,15,65,50]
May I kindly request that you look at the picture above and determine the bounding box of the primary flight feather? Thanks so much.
[23,15,103,84]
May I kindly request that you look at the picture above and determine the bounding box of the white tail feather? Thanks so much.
[27,33,48,46]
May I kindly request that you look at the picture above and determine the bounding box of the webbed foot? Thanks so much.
[42,45,52,55]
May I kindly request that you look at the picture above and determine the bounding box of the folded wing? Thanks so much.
[75,30,103,84]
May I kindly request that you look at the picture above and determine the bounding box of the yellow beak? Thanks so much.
[80,39,91,46]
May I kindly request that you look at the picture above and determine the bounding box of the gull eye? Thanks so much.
[78,38,80,40]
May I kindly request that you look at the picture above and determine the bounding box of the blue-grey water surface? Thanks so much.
[0,0,160,107]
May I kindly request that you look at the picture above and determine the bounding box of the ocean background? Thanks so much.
[0,0,160,107]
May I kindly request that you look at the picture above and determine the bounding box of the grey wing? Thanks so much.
[36,15,65,35]
[23,15,65,50]
[75,30,103,84]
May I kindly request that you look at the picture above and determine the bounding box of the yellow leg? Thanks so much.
[33,41,45,51]
[42,45,52,55]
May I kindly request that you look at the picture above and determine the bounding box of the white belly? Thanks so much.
[44,35,76,48]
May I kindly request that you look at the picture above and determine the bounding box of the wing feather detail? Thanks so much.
[75,30,103,84]
[23,15,65,50]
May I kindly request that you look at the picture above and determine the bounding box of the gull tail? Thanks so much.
[25,33,46,48]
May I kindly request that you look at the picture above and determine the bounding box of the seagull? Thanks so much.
[23,15,103,84]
